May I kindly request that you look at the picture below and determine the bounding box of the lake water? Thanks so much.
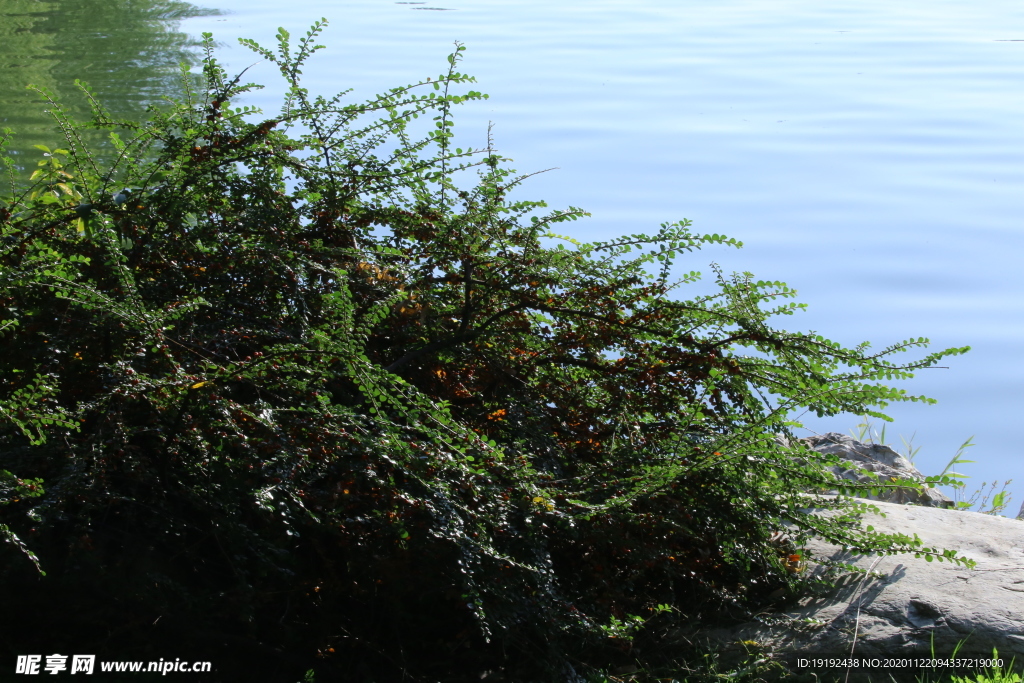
[4,0,1023,514]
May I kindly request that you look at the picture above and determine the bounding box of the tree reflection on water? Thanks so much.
[0,0,221,176]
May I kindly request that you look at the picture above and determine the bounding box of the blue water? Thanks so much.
[177,0,1024,513]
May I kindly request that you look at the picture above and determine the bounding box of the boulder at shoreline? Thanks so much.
[788,432,955,509]
[685,497,1024,682]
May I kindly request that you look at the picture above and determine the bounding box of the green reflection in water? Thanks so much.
[0,0,221,176]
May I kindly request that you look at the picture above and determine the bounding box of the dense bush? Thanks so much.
[0,21,972,682]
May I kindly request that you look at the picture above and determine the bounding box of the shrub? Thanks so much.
[0,20,973,682]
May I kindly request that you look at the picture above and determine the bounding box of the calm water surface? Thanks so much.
[5,0,1023,512]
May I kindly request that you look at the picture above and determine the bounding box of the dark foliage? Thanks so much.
[0,21,972,682]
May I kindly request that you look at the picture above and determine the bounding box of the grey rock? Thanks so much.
[797,433,954,509]
[685,499,1024,682]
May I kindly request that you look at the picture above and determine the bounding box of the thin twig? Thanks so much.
[845,555,885,683]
